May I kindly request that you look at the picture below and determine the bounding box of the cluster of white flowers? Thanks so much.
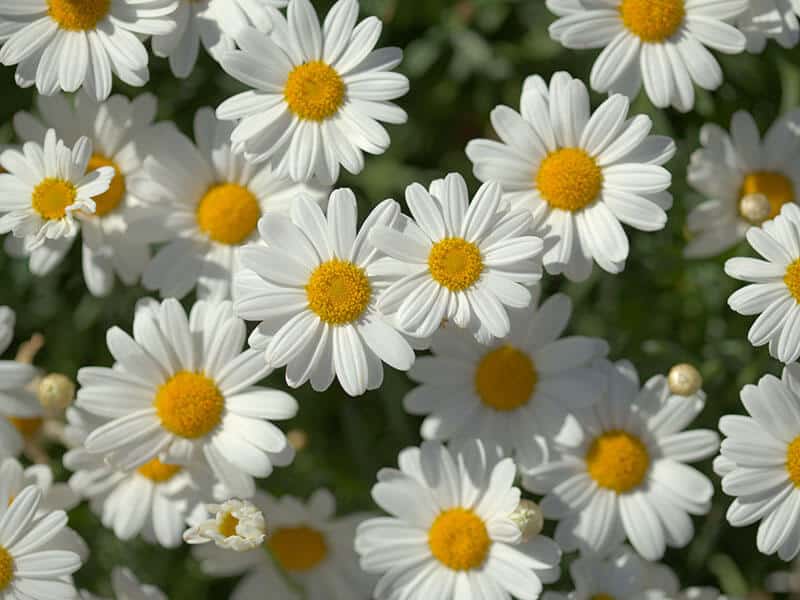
[0,0,798,598]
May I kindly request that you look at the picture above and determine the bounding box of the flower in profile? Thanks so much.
[184,498,267,551]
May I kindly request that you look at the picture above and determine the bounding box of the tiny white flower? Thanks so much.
[184,498,267,551]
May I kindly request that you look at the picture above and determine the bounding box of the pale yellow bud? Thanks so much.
[668,363,703,396]
[37,373,75,410]
[739,193,772,225]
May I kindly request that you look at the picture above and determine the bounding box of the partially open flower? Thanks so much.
[184,499,268,551]
[509,499,544,543]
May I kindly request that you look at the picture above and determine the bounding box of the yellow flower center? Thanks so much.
[537,148,603,212]
[196,183,261,246]
[154,371,224,439]
[219,512,240,538]
[787,436,800,487]
[284,61,346,122]
[475,346,537,411]
[428,508,491,571]
[619,0,685,43]
[0,546,13,591]
[785,259,800,303]
[136,458,182,483]
[47,0,111,30]
[7,416,43,438]
[586,430,650,493]
[428,237,483,291]
[86,154,125,217]
[306,259,372,325]
[268,526,328,572]
[31,178,77,220]
[740,171,794,220]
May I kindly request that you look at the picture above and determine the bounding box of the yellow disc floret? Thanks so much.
[428,237,483,291]
[154,371,224,439]
[586,430,650,493]
[86,155,125,217]
[537,148,603,212]
[137,458,182,483]
[428,508,491,571]
[619,0,685,43]
[48,0,111,30]
[284,61,346,122]
[740,171,795,220]
[219,512,240,538]
[32,178,77,220]
[785,259,800,303]
[268,526,328,572]
[0,546,13,591]
[475,346,537,411]
[787,436,800,487]
[306,259,372,325]
[196,183,261,245]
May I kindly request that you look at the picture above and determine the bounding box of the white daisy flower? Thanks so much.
[369,172,544,342]
[63,407,209,549]
[193,489,371,600]
[152,0,286,78]
[736,0,800,52]
[546,0,747,112]
[685,110,800,258]
[355,439,562,600]
[0,0,177,101]
[714,364,800,561]
[466,72,675,282]
[723,203,800,363]
[0,129,114,251]
[130,107,327,301]
[0,306,14,355]
[76,298,299,499]
[403,292,609,472]
[80,567,165,600]
[0,320,42,459]
[524,360,719,561]
[215,0,409,184]
[235,189,416,397]
[0,485,83,599]
[183,498,267,551]
[7,92,161,296]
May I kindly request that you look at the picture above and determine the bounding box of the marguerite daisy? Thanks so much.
[0,0,177,101]
[715,364,800,561]
[76,298,298,499]
[130,107,327,301]
[686,110,800,258]
[8,92,161,296]
[0,129,114,251]
[192,489,371,600]
[524,360,719,561]
[80,567,165,600]
[403,292,609,472]
[370,172,544,341]
[736,0,800,52]
[356,439,561,600]
[724,203,800,363]
[235,190,415,397]
[0,485,83,599]
[183,498,267,550]
[466,72,674,281]
[215,0,409,184]
[547,0,747,112]
[152,0,287,78]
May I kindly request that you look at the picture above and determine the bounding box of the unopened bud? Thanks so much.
[38,373,75,410]
[739,193,772,225]
[668,363,702,396]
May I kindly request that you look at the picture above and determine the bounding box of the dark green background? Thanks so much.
[0,0,796,597]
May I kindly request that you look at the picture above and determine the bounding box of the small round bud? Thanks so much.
[287,429,308,451]
[509,499,544,542]
[668,363,702,396]
[739,193,772,225]
[37,373,75,410]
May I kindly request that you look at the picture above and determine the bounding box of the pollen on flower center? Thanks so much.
[86,154,125,217]
[196,183,261,245]
[786,436,800,486]
[284,61,346,122]
[219,512,239,538]
[31,178,77,220]
[268,526,328,572]
[784,259,800,303]
[740,171,795,220]
[586,430,650,493]
[619,0,685,43]
[154,371,224,439]
[306,259,372,325]
[48,0,111,31]
[428,508,491,571]
[536,148,603,212]
[475,346,537,411]
[428,237,483,291]
[7,416,43,438]
[137,458,182,483]
[0,546,13,591]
